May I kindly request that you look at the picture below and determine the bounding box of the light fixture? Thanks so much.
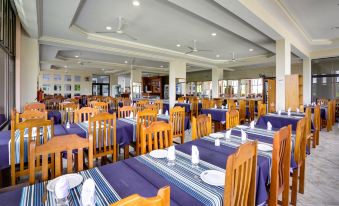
[64,65,68,68]
[106,26,112,30]
[249,48,254,52]
[176,44,181,47]
[77,61,81,64]
[75,55,79,58]
[160,65,164,68]
[132,0,140,6]
[211,33,217,36]
[124,60,128,64]
[216,54,220,58]
[101,68,105,71]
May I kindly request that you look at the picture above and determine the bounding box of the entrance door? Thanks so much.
[92,84,110,96]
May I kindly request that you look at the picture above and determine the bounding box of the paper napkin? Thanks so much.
[129,112,134,118]
[81,179,96,206]
[225,129,232,140]
[241,129,247,142]
[167,146,176,161]
[250,121,255,129]
[267,121,272,131]
[55,176,69,199]
[165,110,169,116]
[191,145,200,164]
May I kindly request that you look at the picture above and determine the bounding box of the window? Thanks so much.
[42,84,51,92]
[92,75,109,83]
[54,84,62,92]
[250,78,263,95]
[74,84,81,91]
[312,77,317,84]
[43,74,50,81]
[54,74,61,81]
[65,84,72,91]
[64,93,72,98]
[336,71,339,83]
[74,76,81,82]
[64,75,72,82]
[228,80,238,95]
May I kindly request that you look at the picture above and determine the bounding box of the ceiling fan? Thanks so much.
[96,16,138,41]
[185,40,212,54]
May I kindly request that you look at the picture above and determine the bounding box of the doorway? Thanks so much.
[92,75,110,96]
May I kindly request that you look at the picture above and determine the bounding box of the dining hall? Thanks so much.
[0,0,338,205]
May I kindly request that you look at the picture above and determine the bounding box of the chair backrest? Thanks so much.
[317,98,328,106]
[88,100,98,108]
[332,99,336,125]
[140,121,173,155]
[191,114,212,140]
[177,97,185,103]
[94,102,109,113]
[248,100,255,121]
[15,110,47,123]
[226,110,240,129]
[258,103,266,117]
[74,107,98,123]
[10,118,54,185]
[191,98,199,117]
[327,101,333,131]
[118,106,135,118]
[299,105,304,112]
[64,98,79,104]
[305,107,312,137]
[59,103,79,123]
[238,100,246,121]
[136,100,148,112]
[269,102,276,113]
[294,118,306,166]
[136,109,158,155]
[214,98,223,108]
[144,104,158,111]
[24,102,46,112]
[154,100,163,113]
[269,125,291,205]
[29,134,93,184]
[169,106,185,142]
[44,98,61,110]
[313,105,321,131]
[227,99,236,111]
[202,99,212,109]
[122,98,132,106]
[224,141,258,206]
[111,186,170,206]
[89,112,117,161]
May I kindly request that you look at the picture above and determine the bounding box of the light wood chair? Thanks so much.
[248,100,255,121]
[226,110,240,129]
[144,104,158,111]
[74,107,98,123]
[332,99,336,125]
[269,102,276,113]
[118,106,135,118]
[29,134,93,184]
[10,118,54,185]
[213,98,223,108]
[268,125,291,206]
[224,141,258,206]
[15,110,48,123]
[136,100,148,112]
[64,98,79,104]
[88,100,98,108]
[94,102,109,113]
[317,98,328,106]
[122,98,132,107]
[327,100,333,131]
[24,102,46,112]
[313,105,321,146]
[111,186,170,206]
[305,107,315,150]
[154,100,163,113]
[238,100,246,124]
[291,117,307,205]
[177,97,185,103]
[258,103,266,118]
[227,99,236,111]
[89,112,117,163]
[140,121,173,155]
[59,102,79,124]
[202,99,212,109]
[169,106,185,144]
[191,114,212,140]
[135,109,158,155]
[299,105,304,113]
[191,98,199,118]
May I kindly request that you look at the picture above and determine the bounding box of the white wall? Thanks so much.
[118,75,131,92]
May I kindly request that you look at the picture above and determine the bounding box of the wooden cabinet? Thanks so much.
[285,74,303,111]
[142,77,163,98]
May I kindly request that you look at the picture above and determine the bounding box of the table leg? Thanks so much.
[124,145,129,159]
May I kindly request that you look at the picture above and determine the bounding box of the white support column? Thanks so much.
[211,68,223,98]
[169,60,186,108]
[275,39,291,110]
[303,57,312,104]
[130,69,142,99]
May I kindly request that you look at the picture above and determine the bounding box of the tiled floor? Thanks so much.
[297,125,339,206]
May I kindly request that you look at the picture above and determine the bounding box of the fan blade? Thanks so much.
[187,46,194,50]
[123,33,138,40]
[185,50,194,54]
[96,31,118,34]
[197,49,212,52]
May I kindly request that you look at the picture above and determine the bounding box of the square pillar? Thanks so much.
[303,57,311,104]
[169,60,186,108]
[275,39,291,110]
[130,69,142,99]
[212,68,223,98]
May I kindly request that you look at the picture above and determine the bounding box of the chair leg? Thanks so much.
[181,135,184,144]
[291,168,299,205]
[299,162,305,194]
[124,145,129,159]
[315,130,320,146]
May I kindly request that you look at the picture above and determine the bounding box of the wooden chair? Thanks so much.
[140,121,173,155]
[202,99,212,109]
[268,125,291,206]
[177,97,185,103]
[88,100,98,108]
[144,104,158,111]
[227,99,236,111]
[238,100,246,124]
[10,118,54,185]
[313,105,321,146]
[111,186,170,206]
[269,102,276,113]
[89,112,117,163]
[29,134,93,184]
[224,141,258,206]
[291,118,307,205]
[258,103,266,118]
[317,98,328,106]
[94,102,109,113]
[136,100,148,112]
[118,106,135,118]
[332,99,336,125]
[169,106,185,144]
[154,100,163,113]
[74,107,98,123]
[299,105,304,112]
[248,100,255,121]
[191,114,212,140]
[325,100,333,131]
[24,102,46,112]
[122,98,132,107]
[135,109,158,155]
[64,98,79,104]
[59,102,79,124]
[226,110,239,129]
[213,98,223,108]
[191,98,199,118]
[15,110,48,123]
[305,107,315,150]
[44,98,61,110]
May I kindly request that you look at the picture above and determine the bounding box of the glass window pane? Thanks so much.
[54,74,61,81]
[42,84,50,92]
[74,84,81,91]
[64,75,72,82]
[74,76,81,82]
[54,84,62,91]
[43,74,50,81]
[65,84,72,91]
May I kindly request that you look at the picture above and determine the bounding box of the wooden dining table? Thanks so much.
[0,126,277,206]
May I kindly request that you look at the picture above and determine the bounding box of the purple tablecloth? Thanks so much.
[305,106,327,120]
[256,114,303,131]
[200,108,250,122]
[47,110,62,124]
[0,114,6,126]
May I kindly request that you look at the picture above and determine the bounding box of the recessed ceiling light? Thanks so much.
[216,54,220,58]
[176,44,181,47]
[101,68,105,71]
[64,65,67,68]
[249,48,254,52]
[132,0,140,6]
[160,65,164,68]
[106,26,112,30]
[75,55,79,58]
[124,60,128,64]
[211,33,217,36]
